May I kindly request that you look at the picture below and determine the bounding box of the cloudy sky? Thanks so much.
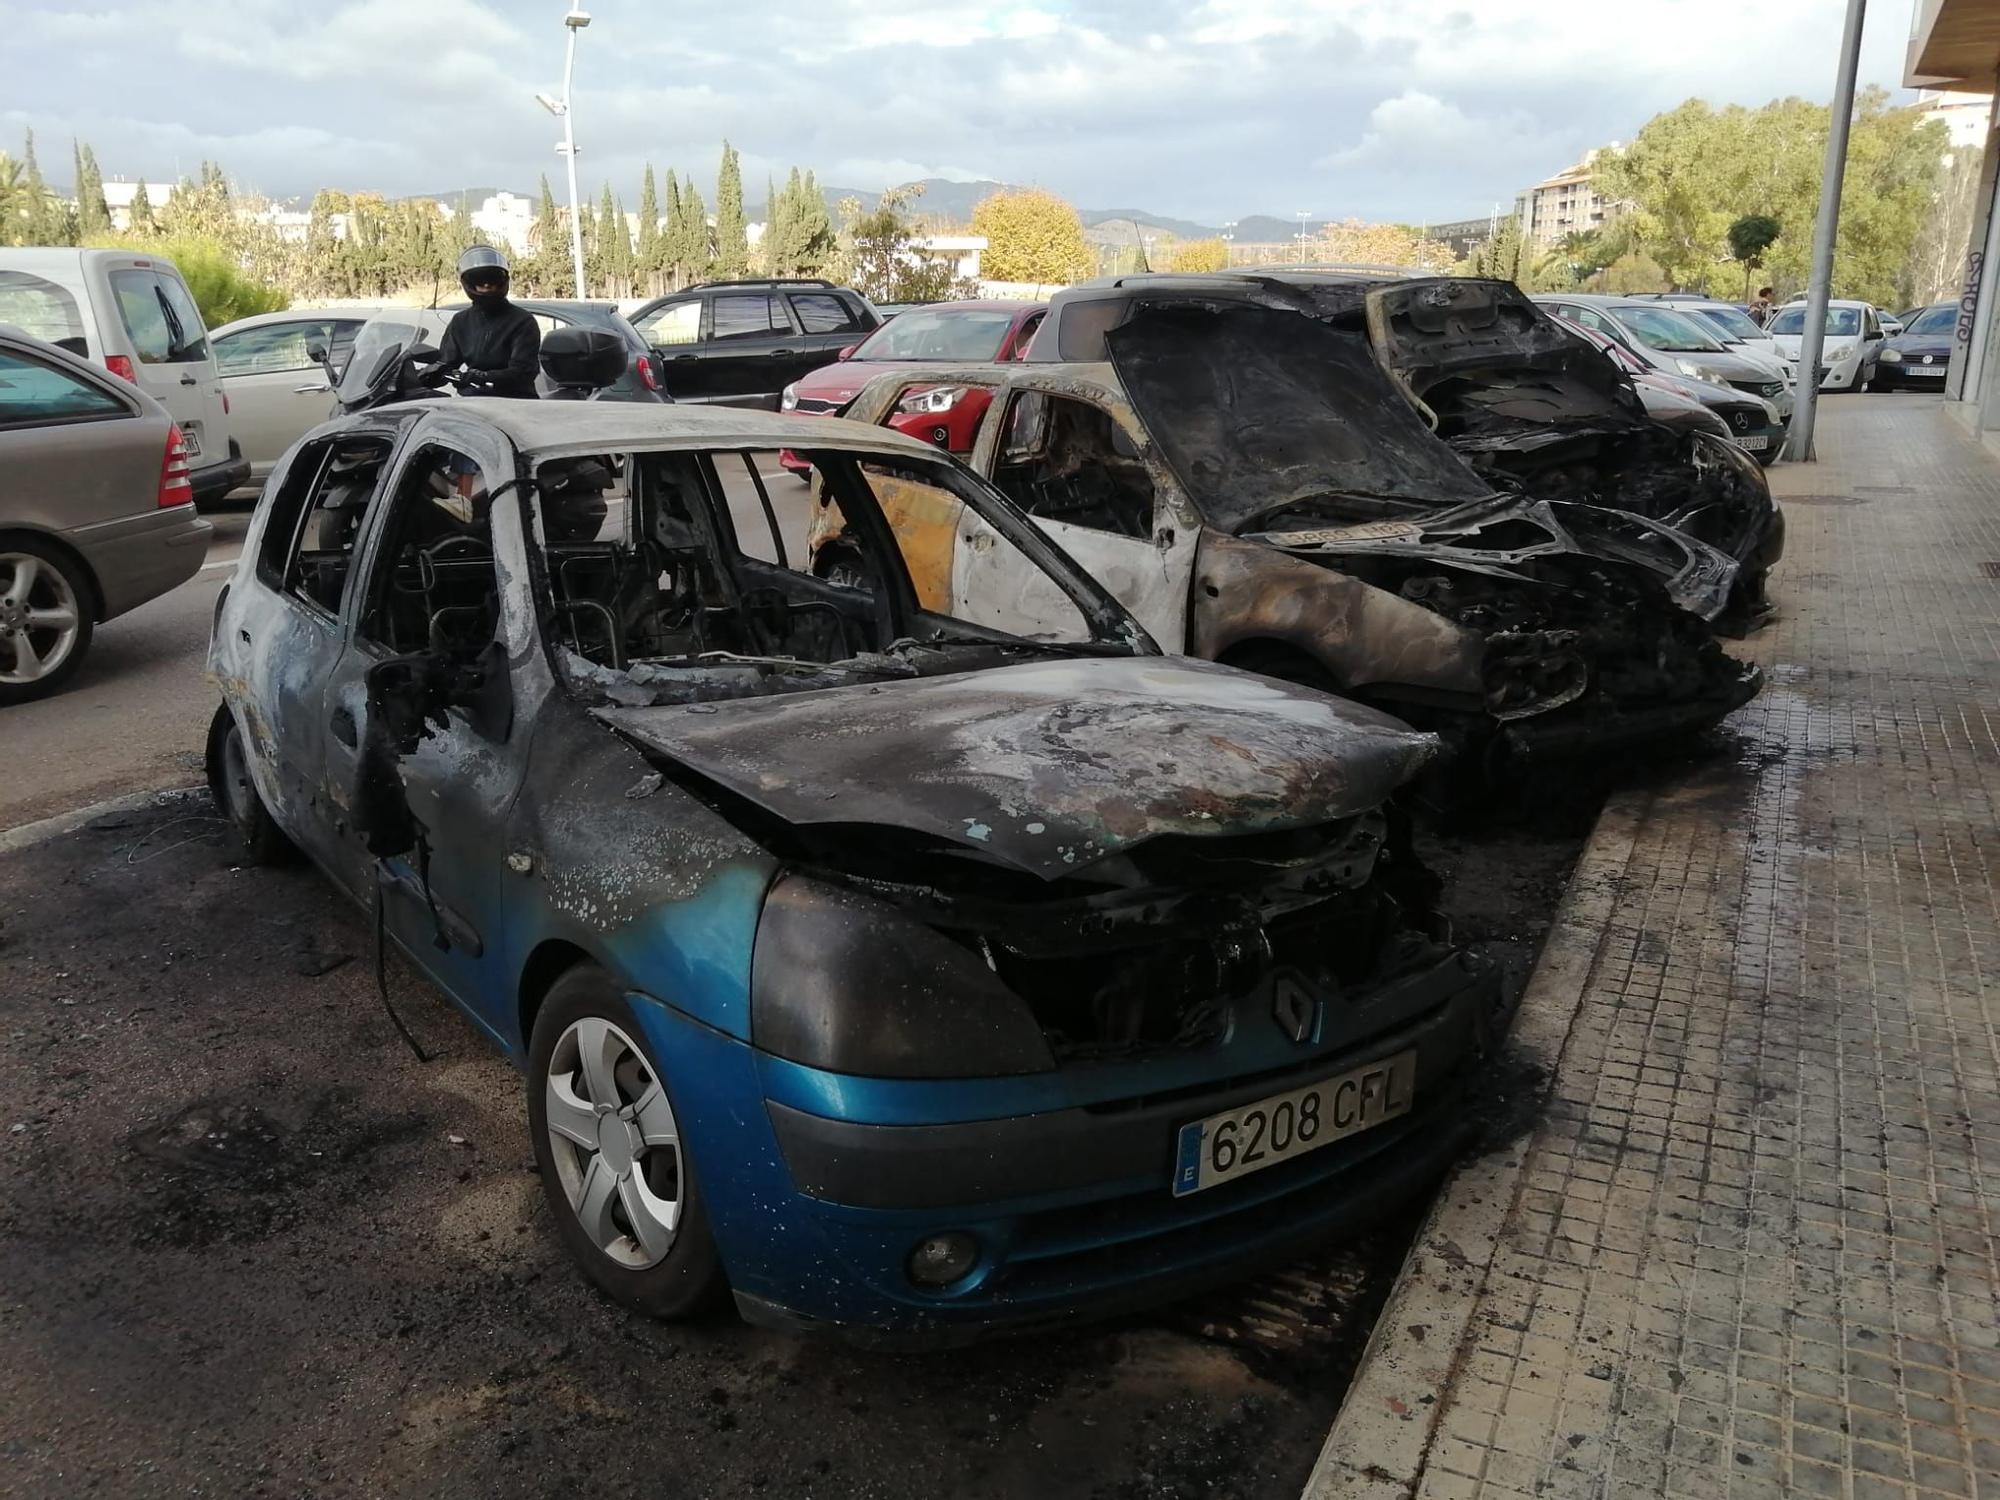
[0,0,1919,226]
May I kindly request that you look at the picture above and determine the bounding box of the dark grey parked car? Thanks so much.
[627,279,880,408]
[0,324,211,702]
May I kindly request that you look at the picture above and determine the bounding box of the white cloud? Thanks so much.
[0,0,1926,225]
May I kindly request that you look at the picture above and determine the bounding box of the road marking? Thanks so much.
[0,785,207,857]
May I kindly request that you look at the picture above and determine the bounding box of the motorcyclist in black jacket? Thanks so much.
[433,245,540,398]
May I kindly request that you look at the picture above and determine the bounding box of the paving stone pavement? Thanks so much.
[1309,396,2000,1500]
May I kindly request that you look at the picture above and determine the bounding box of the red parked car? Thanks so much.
[778,300,1045,476]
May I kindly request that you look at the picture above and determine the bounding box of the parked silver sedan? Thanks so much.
[0,325,211,703]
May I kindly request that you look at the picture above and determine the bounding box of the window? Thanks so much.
[259,435,395,614]
[215,319,334,376]
[636,300,701,347]
[0,348,130,427]
[538,442,1100,684]
[361,445,503,659]
[709,294,790,341]
[110,269,207,364]
[0,271,87,353]
[1908,306,1956,337]
[852,308,1017,362]
[990,390,1156,539]
[789,293,860,335]
[1768,306,1863,337]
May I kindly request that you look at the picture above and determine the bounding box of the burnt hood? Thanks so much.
[1104,302,1494,534]
[1363,278,1650,449]
[594,656,1438,881]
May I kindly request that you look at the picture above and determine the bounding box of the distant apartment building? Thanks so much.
[99,180,177,232]
[1514,147,1620,245]
[1918,88,1993,150]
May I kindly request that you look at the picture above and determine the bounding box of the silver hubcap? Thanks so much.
[0,553,81,686]
[545,1017,683,1269]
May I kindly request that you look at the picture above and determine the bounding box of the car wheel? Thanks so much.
[0,540,93,706]
[1868,370,1893,392]
[528,966,724,1320]
[204,703,296,863]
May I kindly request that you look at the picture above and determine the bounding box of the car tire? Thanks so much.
[527,965,725,1321]
[0,538,94,707]
[1868,371,1894,393]
[205,703,297,864]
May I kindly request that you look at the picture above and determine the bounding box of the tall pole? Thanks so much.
[560,7,587,299]
[1783,0,1866,463]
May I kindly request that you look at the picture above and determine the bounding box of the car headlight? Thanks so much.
[1674,358,1729,386]
[894,385,966,416]
[750,875,1055,1078]
[780,383,799,411]
[1879,348,1903,363]
[1830,343,1858,363]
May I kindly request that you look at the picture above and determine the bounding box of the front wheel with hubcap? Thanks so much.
[0,541,92,705]
[528,966,723,1319]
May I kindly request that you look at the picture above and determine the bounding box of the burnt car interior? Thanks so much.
[530,443,1110,707]
[990,389,1156,539]
[364,444,511,659]
[257,433,398,615]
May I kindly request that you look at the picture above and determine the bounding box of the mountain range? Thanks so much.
[402,178,1381,245]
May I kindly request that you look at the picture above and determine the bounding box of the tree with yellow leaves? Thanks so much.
[971,188,1096,285]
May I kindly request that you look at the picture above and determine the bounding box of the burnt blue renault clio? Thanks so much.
[205,393,1500,1341]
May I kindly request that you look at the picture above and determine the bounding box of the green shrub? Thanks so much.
[87,234,289,328]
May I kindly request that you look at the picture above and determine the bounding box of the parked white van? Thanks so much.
[0,249,248,503]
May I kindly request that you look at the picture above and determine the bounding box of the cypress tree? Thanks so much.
[713,142,747,277]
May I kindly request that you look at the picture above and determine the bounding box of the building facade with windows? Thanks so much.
[1514,147,1620,246]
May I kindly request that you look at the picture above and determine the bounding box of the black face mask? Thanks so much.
[467,281,508,305]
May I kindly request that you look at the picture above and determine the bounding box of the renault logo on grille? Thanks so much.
[1273,976,1316,1044]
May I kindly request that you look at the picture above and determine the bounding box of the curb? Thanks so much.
[0,785,208,858]
[1301,790,1648,1500]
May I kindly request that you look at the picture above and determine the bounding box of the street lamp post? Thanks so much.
[1296,211,1312,261]
[1782,0,1866,463]
[1222,221,1236,266]
[534,2,592,299]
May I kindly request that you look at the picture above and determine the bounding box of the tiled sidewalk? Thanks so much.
[1309,397,2000,1500]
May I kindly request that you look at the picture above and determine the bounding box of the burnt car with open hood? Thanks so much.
[1029,273,1783,622]
[824,300,1761,774]
[205,398,1502,1341]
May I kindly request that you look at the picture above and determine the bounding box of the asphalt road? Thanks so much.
[1,514,248,832]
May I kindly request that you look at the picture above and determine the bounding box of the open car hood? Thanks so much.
[1104,301,1495,534]
[1362,279,1651,452]
[594,656,1437,881]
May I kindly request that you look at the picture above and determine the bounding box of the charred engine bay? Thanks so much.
[770,810,1451,1063]
[0,768,1603,1500]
